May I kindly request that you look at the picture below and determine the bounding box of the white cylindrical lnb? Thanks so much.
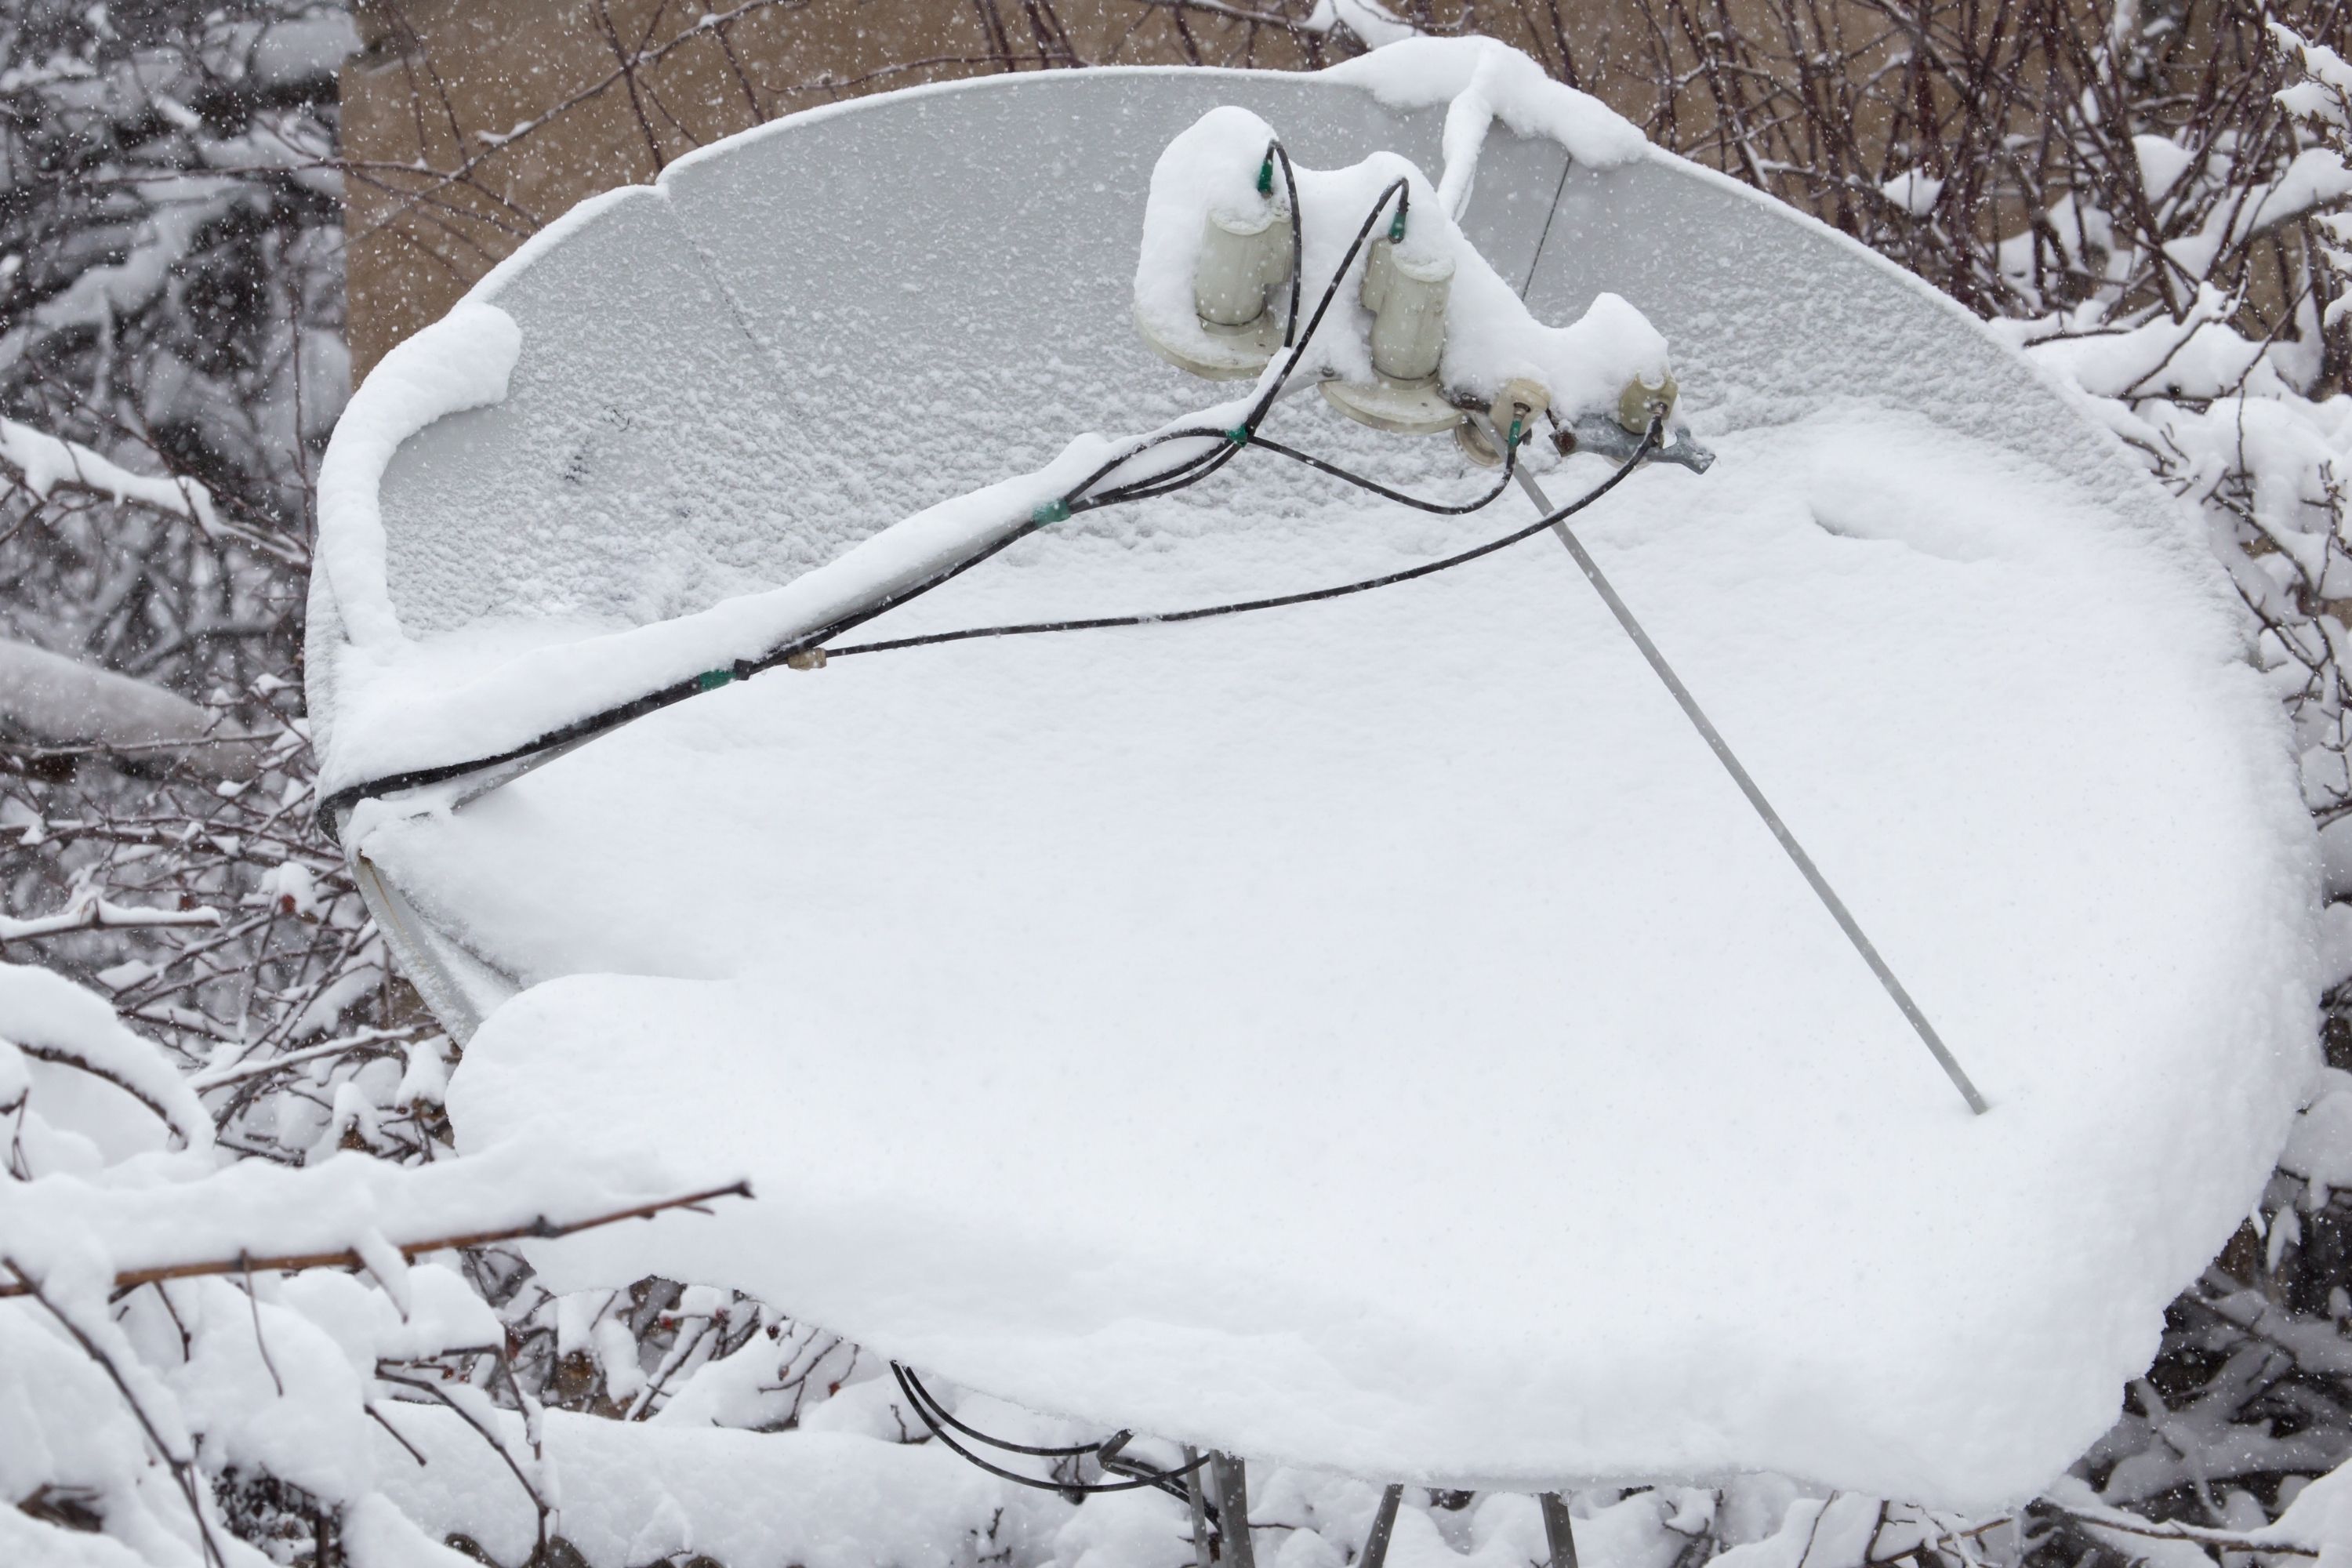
[1194,207,1290,333]
[1359,238,1452,382]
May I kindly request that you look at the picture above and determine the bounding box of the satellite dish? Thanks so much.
[308,40,2313,1511]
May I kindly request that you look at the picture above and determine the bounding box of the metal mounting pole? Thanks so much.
[1538,1494,1580,1568]
[1359,1486,1406,1568]
[1211,1454,1256,1568]
[1486,418,1989,1116]
[1186,1448,1215,1568]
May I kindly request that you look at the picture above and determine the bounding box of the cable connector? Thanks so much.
[1257,154,1274,198]
[1030,498,1072,524]
[694,669,734,691]
[1455,379,1550,467]
[1224,426,1251,445]
[1616,370,1679,434]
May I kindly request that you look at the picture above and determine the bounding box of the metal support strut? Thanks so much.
[1479,416,1990,1116]
[1187,1448,1216,1568]
[1210,1454,1255,1568]
[1359,1486,1406,1568]
[1356,1486,1576,1568]
[1539,1494,1581,1568]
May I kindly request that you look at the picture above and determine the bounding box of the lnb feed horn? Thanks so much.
[1193,205,1291,340]
[1138,169,1294,380]
[1322,234,1463,436]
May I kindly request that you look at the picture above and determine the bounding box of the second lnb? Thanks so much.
[1359,237,1453,383]
[1195,205,1292,335]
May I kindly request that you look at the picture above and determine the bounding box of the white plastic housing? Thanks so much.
[1617,368,1679,430]
[1359,237,1452,380]
[1194,206,1290,331]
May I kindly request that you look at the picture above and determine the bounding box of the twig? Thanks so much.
[0,888,222,944]
[4,1258,228,1567]
[2039,1501,2319,1556]
[191,1028,418,1091]
[367,1401,430,1466]
[241,1254,285,1397]
[0,1181,753,1298]
[377,1369,551,1557]
[13,1041,201,1147]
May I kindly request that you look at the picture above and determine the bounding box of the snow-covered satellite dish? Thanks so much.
[309,40,2315,1510]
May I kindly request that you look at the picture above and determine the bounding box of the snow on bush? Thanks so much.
[1999,29,2352,826]
[0,957,755,1567]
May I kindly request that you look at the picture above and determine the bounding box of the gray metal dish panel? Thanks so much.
[366,71,1574,643]
[374,187,809,641]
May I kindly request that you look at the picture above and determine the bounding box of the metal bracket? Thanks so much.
[1539,1494,1581,1568]
[1355,1485,1574,1568]
[1559,412,1714,474]
[1359,1485,1406,1568]
[1210,1454,1255,1568]
[1187,1447,1216,1568]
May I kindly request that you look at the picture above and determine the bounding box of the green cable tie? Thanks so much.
[1225,426,1251,445]
[1031,498,1071,524]
[695,669,733,691]
[1258,157,1275,198]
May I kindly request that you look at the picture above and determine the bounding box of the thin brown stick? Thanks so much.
[0,1181,753,1298]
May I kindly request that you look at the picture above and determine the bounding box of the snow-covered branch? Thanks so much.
[0,1178,754,1298]
[0,640,267,782]
[0,884,224,944]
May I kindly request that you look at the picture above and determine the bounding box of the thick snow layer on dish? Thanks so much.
[372,407,2321,1508]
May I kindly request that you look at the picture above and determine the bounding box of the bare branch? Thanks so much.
[0,1181,756,1298]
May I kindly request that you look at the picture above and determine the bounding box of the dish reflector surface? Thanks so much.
[310,49,2315,1507]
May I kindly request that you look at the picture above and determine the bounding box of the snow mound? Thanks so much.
[399,406,2313,1508]
[310,45,2318,1510]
